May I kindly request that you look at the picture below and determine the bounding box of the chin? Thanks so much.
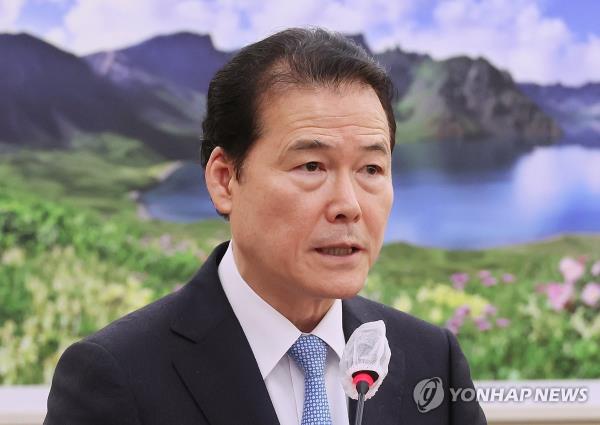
[312,279,364,300]
[340,284,364,299]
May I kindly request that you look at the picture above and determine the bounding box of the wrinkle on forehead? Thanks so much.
[259,83,390,144]
[283,115,388,135]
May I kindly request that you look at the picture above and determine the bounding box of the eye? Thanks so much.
[301,161,322,172]
[364,165,383,175]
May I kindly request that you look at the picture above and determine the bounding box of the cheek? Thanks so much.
[238,176,316,235]
[382,185,394,218]
[366,181,393,213]
[364,185,394,241]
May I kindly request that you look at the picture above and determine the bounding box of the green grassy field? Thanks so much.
[0,134,167,214]
[1,138,598,384]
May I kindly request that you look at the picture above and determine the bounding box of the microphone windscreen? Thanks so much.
[339,320,391,400]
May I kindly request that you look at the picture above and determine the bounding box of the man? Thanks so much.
[45,28,486,424]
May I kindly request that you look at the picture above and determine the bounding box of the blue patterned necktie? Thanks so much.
[287,334,333,425]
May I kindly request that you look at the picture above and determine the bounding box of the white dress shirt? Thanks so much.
[218,239,350,425]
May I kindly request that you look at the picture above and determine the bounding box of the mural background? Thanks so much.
[1,0,599,384]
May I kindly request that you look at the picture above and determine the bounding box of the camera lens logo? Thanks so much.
[413,377,444,413]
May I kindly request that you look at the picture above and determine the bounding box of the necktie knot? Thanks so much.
[287,334,328,379]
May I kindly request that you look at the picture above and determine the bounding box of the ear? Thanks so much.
[204,147,235,216]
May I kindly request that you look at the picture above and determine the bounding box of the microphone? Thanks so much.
[339,320,391,425]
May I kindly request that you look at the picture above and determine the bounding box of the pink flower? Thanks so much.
[451,273,469,290]
[591,261,600,277]
[483,304,498,316]
[559,257,585,284]
[541,282,575,311]
[445,317,463,335]
[581,283,600,307]
[496,318,511,328]
[481,276,497,287]
[478,270,492,279]
[445,308,470,335]
[474,316,492,331]
[446,323,460,335]
[502,273,516,283]
[449,315,465,327]
[454,305,471,317]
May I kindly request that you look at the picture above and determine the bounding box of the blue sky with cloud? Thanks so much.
[1,0,599,85]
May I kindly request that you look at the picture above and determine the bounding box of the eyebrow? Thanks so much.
[284,139,390,156]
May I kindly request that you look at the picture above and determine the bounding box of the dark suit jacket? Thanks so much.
[44,240,487,424]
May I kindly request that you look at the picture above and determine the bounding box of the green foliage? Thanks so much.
[361,238,600,380]
[0,191,208,293]
[0,246,154,384]
[0,191,223,384]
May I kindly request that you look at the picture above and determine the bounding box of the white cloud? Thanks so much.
[44,0,219,54]
[45,24,67,47]
[0,0,26,31]
[46,0,413,54]
[32,0,600,84]
[374,0,598,85]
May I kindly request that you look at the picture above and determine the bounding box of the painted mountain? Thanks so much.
[0,33,199,158]
[87,32,231,93]
[519,82,600,145]
[86,33,233,139]
[0,31,562,159]
[347,35,561,144]
[378,51,562,144]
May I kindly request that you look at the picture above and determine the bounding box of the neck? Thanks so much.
[231,241,334,332]
[278,297,335,333]
[246,277,335,333]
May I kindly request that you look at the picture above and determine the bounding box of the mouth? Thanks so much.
[315,246,363,257]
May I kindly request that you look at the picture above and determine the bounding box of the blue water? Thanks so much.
[140,141,600,249]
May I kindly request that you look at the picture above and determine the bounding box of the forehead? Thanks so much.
[256,83,390,149]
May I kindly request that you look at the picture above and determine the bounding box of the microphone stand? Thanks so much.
[354,380,369,425]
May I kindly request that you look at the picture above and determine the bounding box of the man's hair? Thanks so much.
[200,27,396,218]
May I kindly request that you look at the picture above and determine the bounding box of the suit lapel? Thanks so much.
[170,241,280,425]
[342,297,406,425]
[169,239,405,425]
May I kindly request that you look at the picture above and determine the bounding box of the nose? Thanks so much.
[324,172,362,223]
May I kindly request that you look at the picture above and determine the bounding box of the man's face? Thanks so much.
[228,83,393,303]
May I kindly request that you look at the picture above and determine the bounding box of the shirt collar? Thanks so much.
[218,239,346,379]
